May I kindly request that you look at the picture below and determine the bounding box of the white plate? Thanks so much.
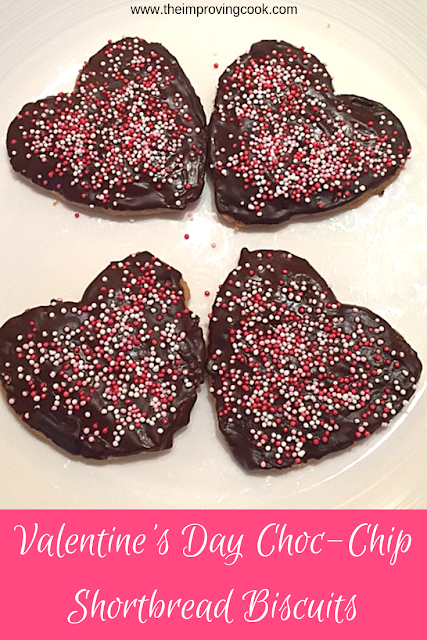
[0,0,426,508]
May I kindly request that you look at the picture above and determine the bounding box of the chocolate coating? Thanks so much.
[0,252,205,458]
[208,40,410,225]
[7,37,207,213]
[207,249,422,470]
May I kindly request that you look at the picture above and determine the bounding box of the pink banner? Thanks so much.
[1,510,425,637]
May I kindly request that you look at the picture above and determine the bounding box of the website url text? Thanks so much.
[130,4,298,18]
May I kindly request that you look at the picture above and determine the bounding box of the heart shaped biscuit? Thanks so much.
[207,249,422,469]
[7,37,207,213]
[208,40,410,225]
[0,252,205,458]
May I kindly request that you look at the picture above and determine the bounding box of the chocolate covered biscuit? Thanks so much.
[207,249,421,469]
[7,37,207,213]
[0,252,205,458]
[208,41,410,225]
